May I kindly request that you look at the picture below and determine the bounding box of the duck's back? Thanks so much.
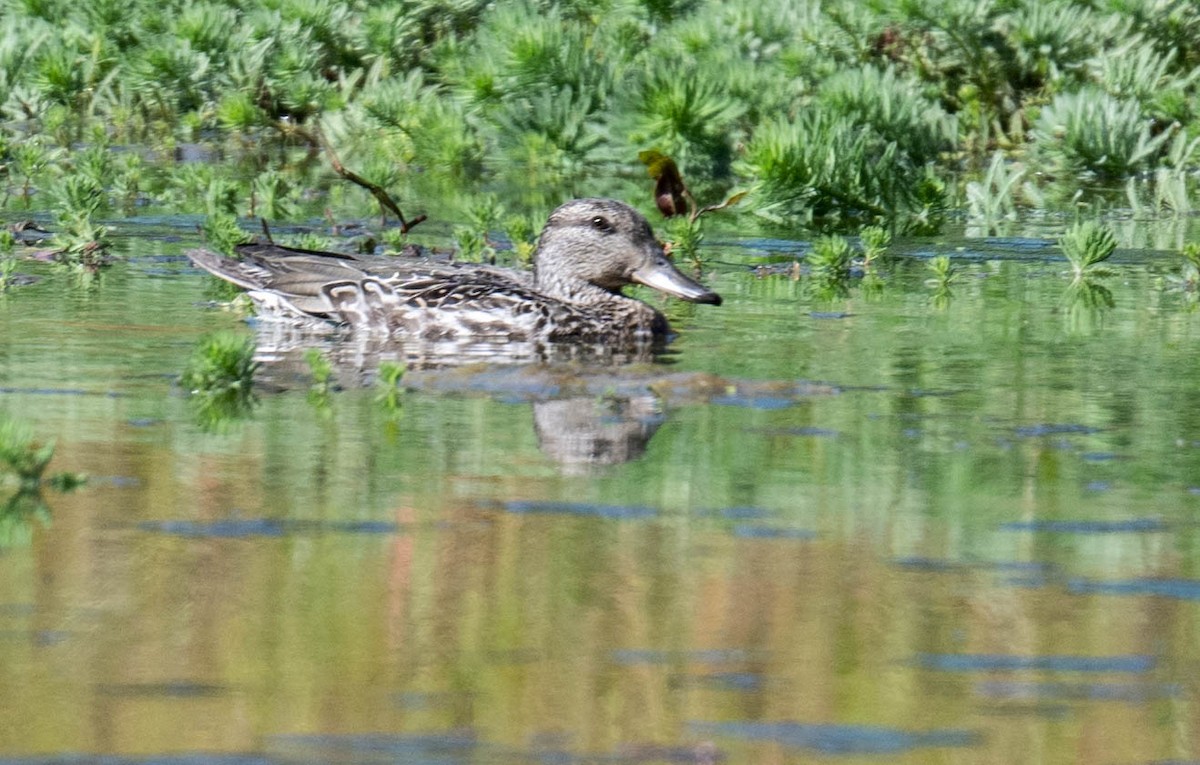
[189,244,659,344]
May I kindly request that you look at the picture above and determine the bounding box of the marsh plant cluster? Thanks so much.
[0,0,1196,241]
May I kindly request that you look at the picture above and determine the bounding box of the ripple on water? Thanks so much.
[1000,518,1170,534]
[913,653,1155,673]
[503,501,657,519]
[137,518,401,537]
[975,680,1182,704]
[1068,578,1200,600]
[688,721,980,755]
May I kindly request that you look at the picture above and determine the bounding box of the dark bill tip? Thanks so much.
[631,261,723,306]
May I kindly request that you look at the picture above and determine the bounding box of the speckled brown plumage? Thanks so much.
[188,198,721,347]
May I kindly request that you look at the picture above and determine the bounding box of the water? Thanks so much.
[2,223,1200,763]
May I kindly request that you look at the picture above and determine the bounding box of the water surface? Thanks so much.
[2,221,1200,763]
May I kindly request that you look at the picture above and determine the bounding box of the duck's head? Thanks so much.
[532,198,722,306]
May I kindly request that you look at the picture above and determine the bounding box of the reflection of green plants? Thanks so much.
[1064,279,1115,309]
[0,231,16,292]
[0,257,16,292]
[181,332,259,430]
[1063,278,1115,334]
[0,489,52,549]
[0,415,86,499]
[1059,221,1117,280]
[305,348,335,412]
[1167,243,1200,292]
[926,255,955,308]
[376,361,405,416]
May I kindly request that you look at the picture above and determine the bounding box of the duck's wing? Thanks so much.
[189,246,530,318]
[320,270,552,338]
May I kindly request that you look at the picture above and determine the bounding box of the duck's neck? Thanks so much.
[535,272,620,305]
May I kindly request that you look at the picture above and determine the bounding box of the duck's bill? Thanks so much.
[631,261,723,305]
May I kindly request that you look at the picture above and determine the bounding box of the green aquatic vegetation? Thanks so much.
[665,216,705,271]
[284,232,337,252]
[616,63,745,176]
[1098,40,1196,124]
[216,91,269,133]
[0,417,56,491]
[181,331,260,430]
[807,235,853,281]
[1005,1,1099,88]
[250,171,297,222]
[487,87,607,177]
[859,225,891,269]
[926,254,955,288]
[7,139,61,204]
[1,0,1200,243]
[1124,134,1200,217]
[966,152,1029,228]
[0,253,19,291]
[501,213,538,264]
[204,176,241,217]
[454,226,492,263]
[1110,0,1200,70]
[380,227,412,256]
[109,152,146,214]
[1059,221,1118,280]
[1033,88,1176,178]
[200,212,251,257]
[739,111,944,231]
[817,66,954,168]
[49,174,112,267]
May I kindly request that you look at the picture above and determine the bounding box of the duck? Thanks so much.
[187,198,721,347]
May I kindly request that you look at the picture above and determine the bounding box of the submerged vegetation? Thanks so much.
[0,0,1195,241]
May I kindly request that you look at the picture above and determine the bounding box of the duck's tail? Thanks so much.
[186,248,271,292]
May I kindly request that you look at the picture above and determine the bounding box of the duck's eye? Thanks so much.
[590,216,614,233]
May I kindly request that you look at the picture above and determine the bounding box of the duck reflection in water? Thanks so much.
[533,396,664,473]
